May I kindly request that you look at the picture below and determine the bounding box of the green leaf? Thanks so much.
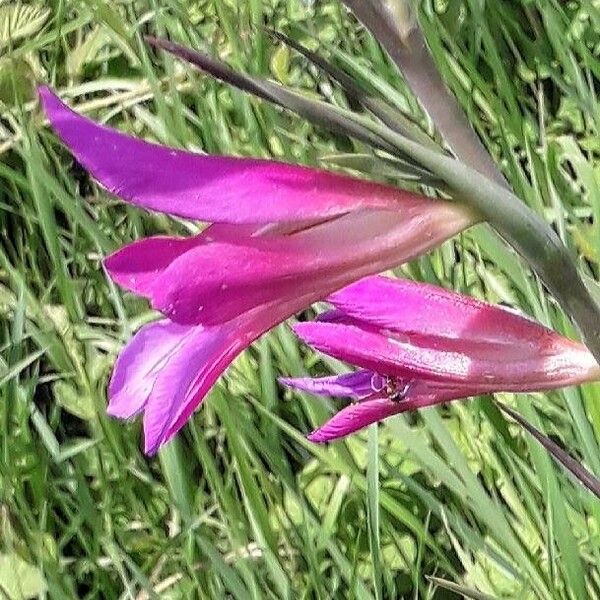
[342,0,505,185]
[497,403,600,501]
[0,2,50,48]
[366,425,383,600]
[145,35,402,156]
[53,380,95,421]
[269,43,290,84]
[0,57,35,105]
[427,576,498,600]
[0,554,47,600]
[267,28,437,149]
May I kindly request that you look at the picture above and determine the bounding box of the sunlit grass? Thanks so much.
[1,0,599,598]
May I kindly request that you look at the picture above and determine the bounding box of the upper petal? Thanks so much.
[328,275,560,346]
[40,86,431,223]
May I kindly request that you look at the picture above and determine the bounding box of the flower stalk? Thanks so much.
[340,0,506,185]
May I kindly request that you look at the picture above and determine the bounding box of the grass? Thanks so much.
[1,0,600,598]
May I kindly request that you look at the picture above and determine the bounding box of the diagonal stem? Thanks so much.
[341,0,507,186]
[497,402,600,500]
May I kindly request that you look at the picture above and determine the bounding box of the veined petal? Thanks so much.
[280,370,380,399]
[292,318,599,391]
[39,86,436,224]
[147,205,472,325]
[307,398,402,442]
[107,319,192,419]
[112,292,314,454]
[141,318,246,454]
[306,382,471,442]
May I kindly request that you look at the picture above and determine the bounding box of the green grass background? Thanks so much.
[1,0,600,598]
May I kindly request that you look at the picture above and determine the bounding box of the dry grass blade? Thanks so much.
[498,402,600,500]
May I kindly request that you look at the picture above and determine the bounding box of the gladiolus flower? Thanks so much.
[39,86,475,454]
[282,275,599,442]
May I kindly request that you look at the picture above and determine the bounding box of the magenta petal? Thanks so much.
[109,297,299,454]
[307,398,403,442]
[293,321,441,381]
[104,235,203,296]
[307,383,474,442]
[280,370,380,399]
[148,206,473,325]
[108,319,191,419]
[292,319,598,391]
[141,320,246,454]
[103,223,259,297]
[329,275,561,346]
[39,86,427,223]
[140,297,304,454]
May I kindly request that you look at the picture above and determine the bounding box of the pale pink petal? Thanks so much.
[141,320,244,454]
[280,370,380,399]
[107,319,192,418]
[39,86,434,223]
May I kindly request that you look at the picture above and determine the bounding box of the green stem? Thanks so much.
[379,126,600,363]
[341,0,507,186]
[341,0,600,362]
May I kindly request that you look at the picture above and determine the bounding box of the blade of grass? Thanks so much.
[497,402,600,500]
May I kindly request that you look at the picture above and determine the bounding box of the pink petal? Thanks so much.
[141,319,245,454]
[307,398,403,442]
[307,384,471,443]
[104,236,204,296]
[109,308,282,454]
[103,223,259,296]
[292,319,598,391]
[328,275,560,346]
[107,319,192,418]
[145,293,317,452]
[147,206,473,325]
[280,370,380,399]
[39,86,433,224]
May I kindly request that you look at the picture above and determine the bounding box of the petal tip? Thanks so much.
[106,389,144,420]
[37,85,64,119]
[143,434,163,456]
[290,321,318,342]
[307,429,331,443]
